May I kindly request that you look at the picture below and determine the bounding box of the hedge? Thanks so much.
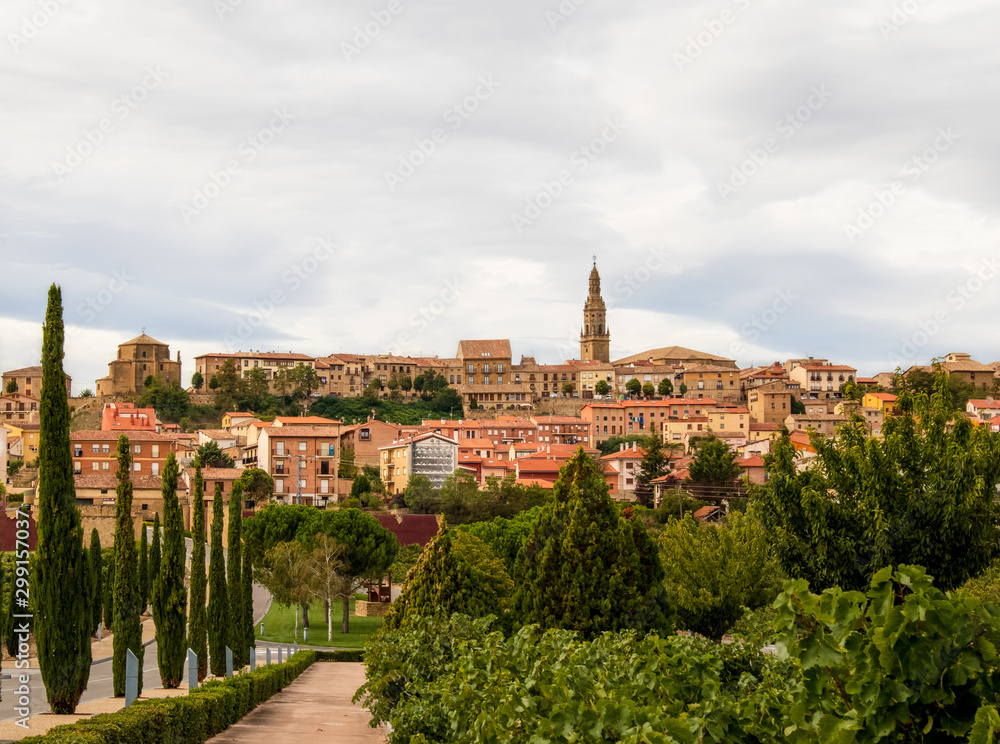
[315,649,364,662]
[19,650,317,744]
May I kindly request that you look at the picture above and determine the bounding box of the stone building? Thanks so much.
[95,334,182,396]
[2,365,71,398]
[580,261,611,363]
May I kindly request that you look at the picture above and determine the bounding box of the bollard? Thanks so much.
[294,640,298,654]
[266,647,272,665]
[303,628,308,643]
[277,646,283,663]
[188,648,198,691]
[250,644,256,671]
[97,624,102,642]
[226,647,233,678]
[125,649,139,707]
[260,622,264,637]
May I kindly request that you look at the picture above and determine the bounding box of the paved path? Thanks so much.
[205,663,385,744]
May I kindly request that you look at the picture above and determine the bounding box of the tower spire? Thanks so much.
[581,259,610,363]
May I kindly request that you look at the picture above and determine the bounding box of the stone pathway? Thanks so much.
[205,663,385,744]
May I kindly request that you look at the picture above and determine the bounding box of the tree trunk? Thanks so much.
[294,603,298,640]
[301,601,309,628]
[327,599,332,642]
[342,594,350,635]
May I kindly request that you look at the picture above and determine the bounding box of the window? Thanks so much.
[74,445,82,457]
[498,364,504,373]
[484,363,490,373]
[152,463,159,476]
[498,375,503,384]
[298,479,306,489]
[134,462,141,472]
[320,480,329,493]
[468,364,474,373]
[298,441,307,451]
[484,376,490,385]
[276,442,285,455]
[102,461,110,471]
[134,444,141,454]
[92,444,100,454]
[275,479,284,493]
[468,376,473,385]
[102,444,110,454]
[151,444,159,458]
[92,462,100,471]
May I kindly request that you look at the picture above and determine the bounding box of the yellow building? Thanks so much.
[5,421,40,463]
[862,392,897,415]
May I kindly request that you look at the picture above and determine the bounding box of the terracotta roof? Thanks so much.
[2,365,43,376]
[693,505,723,521]
[683,364,740,373]
[75,474,163,490]
[968,399,1000,408]
[600,447,646,460]
[517,459,567,473]
[739,456,765,468]
[374,514,439,547]
[199,429,234,440]
[0,393,40,402]
[263,425,344,438]
[482,458,514,469]
[613,346,734,366]
[225,412,254,417]
[273,416,341,425]
[122,333,169,347]
[531,416,590,425]
[866,393,897,402]
[942,360,993,372]
[797,364,857,372]
[71,429,172,441]
[457,339,512,359]
[749,422,778,431]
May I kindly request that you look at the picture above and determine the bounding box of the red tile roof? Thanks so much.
[374,514,439,547]
[71,429,173,441]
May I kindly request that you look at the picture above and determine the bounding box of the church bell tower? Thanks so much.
[580,258,611,362]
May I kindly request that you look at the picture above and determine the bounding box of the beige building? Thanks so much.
[580,262,611,363]
[96,334,182,396]
[679,364,741,402]
[784,412,847,438]
[0,393,39,425]
[940,353,997,391]
[256,419,342,506]
[379,432,458,494]
[613,345,737,369]
[193,351,316,394]
[747,379,797,425]
[787,359,856,402]
[2,365,72,398]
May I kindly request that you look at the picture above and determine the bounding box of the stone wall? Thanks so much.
[355,600,390,617]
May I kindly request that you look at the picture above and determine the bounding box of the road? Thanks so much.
[0,531,272,721]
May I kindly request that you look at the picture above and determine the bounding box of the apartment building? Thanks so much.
[940,353,997,391]
[787,360,856,401]
[783,412,847,438]
[71,429,178,476]
[599,443,647,500]
[0,393,39,425]
[101,402,157,432]
[340,418,405,469]
[581,398,717,446]
[678,365,741,402]
[193,351,316,392]
[257,419,342,506]
[862,392,898,415]
[613,363,680,397]
[2,366,71,398]
[6,422,39,463]
[967,398,1000,421]
[746,379,797,425]
[379,432,458,494]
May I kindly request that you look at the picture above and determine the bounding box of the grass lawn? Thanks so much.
[256,597,383,648]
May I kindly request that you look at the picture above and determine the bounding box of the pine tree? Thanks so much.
[34,284,91,713]
[139,525,149,613]
[112,434,144,697]
[89,529,103,635]
[208,483,230,677]
[149,513,161,601]
[188,461,209,681]
[227,481,245,666]
[513,447,673,640]
[103,559,115,631]
[242,549,254,664]
[153,453,186,687]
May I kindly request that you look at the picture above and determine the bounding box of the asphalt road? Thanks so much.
[0,531,272,722]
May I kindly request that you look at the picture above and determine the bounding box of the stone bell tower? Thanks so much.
[580,258,611,363]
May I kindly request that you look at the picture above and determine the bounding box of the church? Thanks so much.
[580,260,611,363]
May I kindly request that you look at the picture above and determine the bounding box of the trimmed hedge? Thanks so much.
[315,649,364,662]
[19,651,317,744]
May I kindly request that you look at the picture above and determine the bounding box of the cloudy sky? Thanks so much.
[1,0,998,393]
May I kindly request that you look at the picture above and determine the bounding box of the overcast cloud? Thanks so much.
[1,0,998,392]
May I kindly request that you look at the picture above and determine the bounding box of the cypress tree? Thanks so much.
[154,453,186,687]
[34,284,91,713]
[208,482,229,677]
[103,559,115,631]
[149,513,161,598]
[513,447,673,640]
[112,434,144,697]
[5,568,17,657]
[89,529,103,635]
[242,549,254,663]
[227,481,245,666]
[139,525,149,613]
[188,461,209,680]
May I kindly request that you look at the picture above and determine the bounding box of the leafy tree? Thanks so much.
[301,533,350,640]
[190,371,204,391]
[562,381,574,395]
[840,378,860,402]
[197,440,235,468]
[658,511,782,641]
[387,374,401,397]
[89,529,103,635]
[144,375,156,388]
[188,461,208,681]
[383,524,510,631]
[642,382,655,398]
[349,472,374,501]
[238,466,274,506]
[657,378,673,396]
[389,543,424,584]
[79,388,93,397]
[595,379,610,396]
[5,379,17,394]
[458,507,543,576]
[513,448,672,639]
[404,474,438,514]
[208,376,219,391]
[154,453,186,687]
[398,374,412,392]
[468,397,479,410]
[338,446,358,479]
[686,436,740,499]
[290,363,321,405]
[34,284,91,713]
[148,513,160,607]
[139,377,191,423]
[789,395,806,415]
[363,378,383,403]
[679,382,688,395]
[257,540,311,640]
[138,526,148,613]
[112,434,143,697]
[429,386,463,414]
[227,481,246,666]
[438,469,482,524]
[625,378,641,397]
[241,367,270,411]
[756,372,1000,593]
[635,436,670,507]
[207,483,229,677]
[211,358,242,410]
[598,433,653,457]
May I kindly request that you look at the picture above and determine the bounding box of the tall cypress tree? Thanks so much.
[139,525,149,613]
[242,550,254,664]
[227,481,245,666]
[188,461,209,680]
[154,453,186,686]
[89,529,103,635]
[112,435,144,697]
[5,568,17,656]
[34,284,91,713]
[208,482,229,676]
[103,559,115,631]
[149,512,161,600]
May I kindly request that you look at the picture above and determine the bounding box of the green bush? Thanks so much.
[18,651,316,744]
[315,649,364,662]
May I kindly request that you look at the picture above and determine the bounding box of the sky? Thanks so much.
[1,0,999,394]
